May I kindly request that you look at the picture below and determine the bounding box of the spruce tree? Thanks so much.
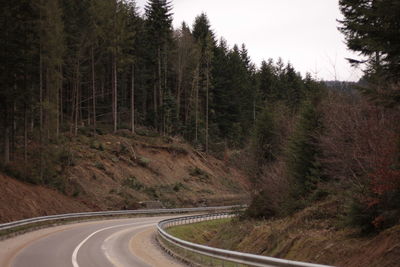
[144,0,173,131]
[284,102,323,212]
[339,0,400,80]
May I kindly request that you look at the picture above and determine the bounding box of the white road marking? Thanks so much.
[101,223,155,267]
[71,221,154,267]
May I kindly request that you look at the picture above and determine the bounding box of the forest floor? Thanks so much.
[168,197,400,267]
[0,128,251,223]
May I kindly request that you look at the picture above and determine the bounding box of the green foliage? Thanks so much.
[188,167,210,182]
[1,164,29,184]
[309,188,329,202]
[281,102,323,214]
[137,157,150,167]
[144,186,159,199]
[346,199,378,234]
[94,161,105,171]
[90,140,104,151]
[123,176,144,191]
[252,108,279,166]
[57,147,77,167]
[245,190,277,219]
[0,0,327,213]
[173,182,184,192]
[339,0,400,81]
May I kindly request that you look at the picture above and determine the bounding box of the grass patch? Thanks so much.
[167,218,231,245]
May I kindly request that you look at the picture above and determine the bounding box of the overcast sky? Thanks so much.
[135,0,363,81]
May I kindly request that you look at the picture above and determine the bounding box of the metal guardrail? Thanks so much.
[0,205,241,232]
[157,213,334,267]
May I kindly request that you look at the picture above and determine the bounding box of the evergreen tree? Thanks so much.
[258,59,277,102]
[192,13,215,150]
[284,101,323,212]
[144,0,173,131]
[339,0,400,80]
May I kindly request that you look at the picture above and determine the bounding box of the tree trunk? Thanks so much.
[11,98,16,161]
[131,63,135,134]
[59,64,63,133]
[205,62,209,154]
[158,47,162,132]
[112,54,118,133]
[153,72,157,128]
[24,103,28,164]
[56,66,60,138]
[74,60,80,136]
[39,44,44,181]
[46,70,50,139]
[164,46,168,135]
[112,0,118,134]
[4,107,10,165]
[195,66,199,143]
[30,88,34,131]
[92,47,96,136]
[4,126,10,165]
[253,97,256,126]
[177,70,182,121]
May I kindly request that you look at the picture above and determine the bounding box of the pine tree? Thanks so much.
[284,102,323,212]
[339,0,400,80]
[192,13,216,150]
[144,0,173,131]
[258,59,277,102]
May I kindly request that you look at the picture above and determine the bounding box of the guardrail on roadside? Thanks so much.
[157,213,334,267]
[0,205,242,232]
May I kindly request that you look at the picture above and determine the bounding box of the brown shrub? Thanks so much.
[320,90,400,231]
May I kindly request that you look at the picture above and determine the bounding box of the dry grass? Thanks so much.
[172,197,400,267]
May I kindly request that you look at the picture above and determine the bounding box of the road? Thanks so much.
[0,215,186,267]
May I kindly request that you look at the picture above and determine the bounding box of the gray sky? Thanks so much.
[135,0,363,81]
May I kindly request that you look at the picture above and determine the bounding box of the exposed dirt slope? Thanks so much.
[0,130,250,223]
[173,198,400,267]
[0,174,91,223]
[65,131,250,210]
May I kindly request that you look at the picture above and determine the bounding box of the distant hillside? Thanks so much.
[324,80,358,92]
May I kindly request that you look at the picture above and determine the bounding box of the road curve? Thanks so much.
[0,216,186,267]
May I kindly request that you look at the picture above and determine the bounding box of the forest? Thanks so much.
[0,0,321,180]
[1,0,400,235]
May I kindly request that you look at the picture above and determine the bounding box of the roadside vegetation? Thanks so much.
[167,1,400,266]
[1,0,400,265]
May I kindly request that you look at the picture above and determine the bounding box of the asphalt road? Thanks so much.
[0,216,185,267]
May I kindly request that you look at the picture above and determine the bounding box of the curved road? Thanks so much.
[0,216,185,267]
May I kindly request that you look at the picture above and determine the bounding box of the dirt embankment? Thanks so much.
[0,174,91,223]
[65,132,251,211]
[0,131,251,223]
[175,199,400,267]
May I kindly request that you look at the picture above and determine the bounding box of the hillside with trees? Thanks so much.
[1,0,399,264]
[0,0,321,183]
[150,1,400,266]
[0,0,324,219]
